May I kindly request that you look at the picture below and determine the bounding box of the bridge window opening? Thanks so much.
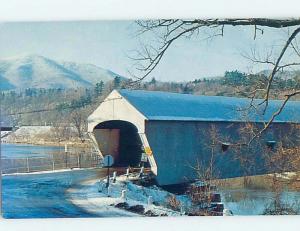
[266,140,277,151]
[221,142,231,152]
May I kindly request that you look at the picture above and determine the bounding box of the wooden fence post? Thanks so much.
[77,153,80,168]
[90,152,93,168]
[26,157,30,173]
[65,144,68,168]
[52,155,55,171]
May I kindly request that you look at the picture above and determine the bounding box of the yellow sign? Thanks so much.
[144,147,152,156]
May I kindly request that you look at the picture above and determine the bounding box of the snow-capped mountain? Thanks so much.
[0,54,125,90]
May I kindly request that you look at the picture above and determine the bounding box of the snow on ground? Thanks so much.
[11,126,52,136]
[2,126,86,145]
[67,174,191,217]
[1,131,12,138]
[273,172,298,180]
[2,126,52,143]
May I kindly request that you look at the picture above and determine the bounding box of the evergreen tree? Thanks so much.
[94,81,104,96]
[150,77,157,85]
[113,76,121,89]
[224,70,246,86]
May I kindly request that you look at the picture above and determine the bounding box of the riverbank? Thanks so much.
[213,173,300,215]
[3,140,92,148]
[2,125,92,148]
[215,172,300,191]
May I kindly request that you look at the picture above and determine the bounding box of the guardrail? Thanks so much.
[1,152,102,174]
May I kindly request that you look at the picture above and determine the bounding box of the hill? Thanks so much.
[0,54,125,90]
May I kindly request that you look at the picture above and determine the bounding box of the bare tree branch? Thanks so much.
[132,19,300,83]
[258,27,300,112]
[248,90,300,144]
[132,19,300,144]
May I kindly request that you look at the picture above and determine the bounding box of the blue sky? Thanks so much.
[0,21,294,81]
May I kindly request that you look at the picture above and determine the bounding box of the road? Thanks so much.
[2,168,126,218]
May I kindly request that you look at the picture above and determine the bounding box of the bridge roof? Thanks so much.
[119,89,300,123]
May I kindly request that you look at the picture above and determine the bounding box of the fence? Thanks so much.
[1,152,103,174]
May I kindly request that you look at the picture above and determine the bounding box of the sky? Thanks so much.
[0,20,295,82]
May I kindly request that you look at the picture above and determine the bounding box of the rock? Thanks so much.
[144,210,158,217]
[115,202,129,209]
[127,205,145,214]
[159,213,168,216]
[115,203,146,215]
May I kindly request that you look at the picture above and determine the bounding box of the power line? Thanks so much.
[4,107,74,116]
[2,96,123,116]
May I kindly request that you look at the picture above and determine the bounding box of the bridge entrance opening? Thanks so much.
[93,120,146,167]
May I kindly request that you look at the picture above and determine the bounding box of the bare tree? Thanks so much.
[50,122,72,143]
[262,137,300,215]
[186,125,222,215]
[69,110,87,143]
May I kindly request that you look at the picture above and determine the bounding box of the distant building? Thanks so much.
[88,90,300,186]
[0,118,13,131]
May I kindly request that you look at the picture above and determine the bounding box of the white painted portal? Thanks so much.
[88,90,157,175]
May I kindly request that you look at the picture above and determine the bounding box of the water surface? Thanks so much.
[1,143,65,158]
[221,189,300,215]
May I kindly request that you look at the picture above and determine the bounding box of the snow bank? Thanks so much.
[1,131,12,138]
[67,174,190,217]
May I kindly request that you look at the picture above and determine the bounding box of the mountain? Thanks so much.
[0,54,125,90]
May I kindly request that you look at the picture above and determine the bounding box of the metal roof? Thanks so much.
[118,89,300,123]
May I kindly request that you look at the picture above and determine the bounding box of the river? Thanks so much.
[1,143,65,158]
[220,189,300,215]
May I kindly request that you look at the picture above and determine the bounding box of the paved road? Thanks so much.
[1,168,123,218]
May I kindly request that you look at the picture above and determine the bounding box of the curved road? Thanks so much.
[2,168,121,218]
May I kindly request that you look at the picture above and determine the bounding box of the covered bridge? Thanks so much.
[88,89,300,186]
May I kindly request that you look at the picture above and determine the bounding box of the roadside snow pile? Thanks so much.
[1,131,12,138]
[66,174,191,217]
